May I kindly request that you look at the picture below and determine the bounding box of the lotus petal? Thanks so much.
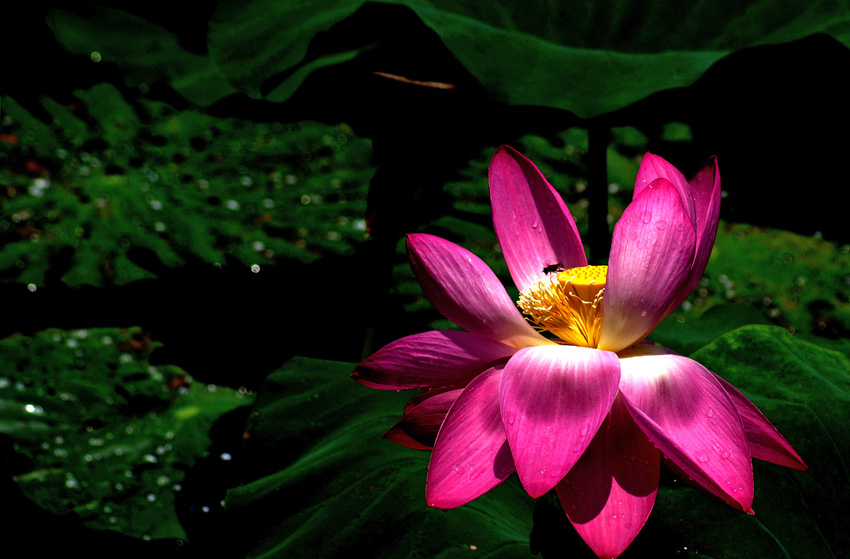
[384,387,463,450]
[489,145,586,292]
[599,179,696,352]
[634,152,695,226]
[557,395,659,559]
[618,344,754,512]
[713,374,807,470]
[500,345,621,498]
[407,233,546,348]
[352,330,516,389]
[669,156,722,312]
[426,365,515,508]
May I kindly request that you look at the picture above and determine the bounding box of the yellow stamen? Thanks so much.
[517,265,607,348]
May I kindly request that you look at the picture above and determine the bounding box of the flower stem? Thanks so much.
[587,125,610,264]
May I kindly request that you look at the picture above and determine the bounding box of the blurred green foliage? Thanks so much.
[1,84,374,287]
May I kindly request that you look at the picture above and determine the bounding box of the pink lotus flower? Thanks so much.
[353,146,806,558]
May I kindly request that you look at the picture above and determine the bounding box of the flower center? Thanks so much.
[517,265,607,348]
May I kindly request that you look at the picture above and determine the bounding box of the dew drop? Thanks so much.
[697,452,709,463]
[641,211,652,224]
[655,220,667,230]
[706,408,715,418]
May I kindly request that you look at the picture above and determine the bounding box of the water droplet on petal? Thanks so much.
[641,211,652,224]
[655,220,667,230]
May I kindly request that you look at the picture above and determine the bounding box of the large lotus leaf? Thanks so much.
[206,0,850,117]
[651,303,771,357]
[44,1,850,117]
[46,6,237,107]
[227,326,847,558]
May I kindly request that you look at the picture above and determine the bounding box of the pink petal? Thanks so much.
[634,153,696,227]
[599,178,696,352]
[352,330,517,390]
[426,365,515,508]
[488,145,586,292]
[407,233,546,348]
[713,374,807,471]
[384,387,463,450]
[557,395,660,559]
[617,344,754,512]
[668,157,722,311]
[500,345,621,498]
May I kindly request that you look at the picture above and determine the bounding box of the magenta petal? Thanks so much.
[407,233,546,348]
[668,157,722,312]
[557,395,660,559]
[426,365,515,508]
[713,374,807,471]
[618,345,754,512]
[688,157,721,252]
[500,345,621,498]
[352,330,517,390]
[488,145,586,292]
[599,178,696,352]
[634,153,696,225]
[384,387,462,450]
